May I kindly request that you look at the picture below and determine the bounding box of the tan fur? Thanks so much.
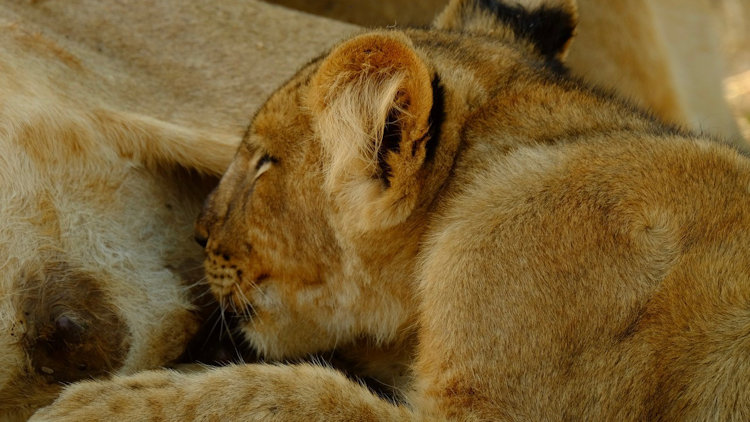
[0,0,360,419]
[33,0,750,420]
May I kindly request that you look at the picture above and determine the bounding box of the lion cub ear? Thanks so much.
[435,0,578,61]
[309,32,435,232]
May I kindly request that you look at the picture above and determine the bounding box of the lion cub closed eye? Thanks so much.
[34,0,750,420]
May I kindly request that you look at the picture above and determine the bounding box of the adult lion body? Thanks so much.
[33,0,750,420]
[0,20,235,422]
[0,1,356,419]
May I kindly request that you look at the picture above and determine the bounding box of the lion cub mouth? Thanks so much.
[205,258,269,318]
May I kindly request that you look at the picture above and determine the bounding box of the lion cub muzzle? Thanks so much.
[195,167,269,317]
[196,231,263,316]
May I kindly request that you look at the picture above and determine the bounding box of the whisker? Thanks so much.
[179,276,209,291]
[233,285,254,320]
[189,288,215,303]
[218,296,228,341]
[202,306,224,349]
[223,316,245,365]
[248,279,268,300]
[180,262,208,272]
[204,305,221,320]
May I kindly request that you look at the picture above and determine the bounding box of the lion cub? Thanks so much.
[34,0,750,420]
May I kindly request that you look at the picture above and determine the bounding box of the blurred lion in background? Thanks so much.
[268,0,750,148]
[0,1,354,419]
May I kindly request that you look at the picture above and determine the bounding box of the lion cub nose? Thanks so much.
[194,234,208,248]
[194,219,210,248]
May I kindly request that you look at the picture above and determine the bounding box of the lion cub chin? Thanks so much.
[34,0,750,420]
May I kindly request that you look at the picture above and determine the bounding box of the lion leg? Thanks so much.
[30,364,417,422]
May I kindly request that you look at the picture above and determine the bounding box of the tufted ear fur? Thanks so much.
[309,32,435,232]
[435,0,578,61]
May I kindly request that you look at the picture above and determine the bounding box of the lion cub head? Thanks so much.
[197,0,577,360]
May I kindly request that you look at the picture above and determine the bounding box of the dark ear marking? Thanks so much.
[477,0,576,59]
[377,109,402,188]
[376,74,445,189]
[425,74,446,163]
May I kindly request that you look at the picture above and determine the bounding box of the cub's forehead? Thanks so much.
[242,59,323,156]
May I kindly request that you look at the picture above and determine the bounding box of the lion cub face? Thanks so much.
[197,32,445,359]
[198,7,577,359]
[196,92,347,358]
